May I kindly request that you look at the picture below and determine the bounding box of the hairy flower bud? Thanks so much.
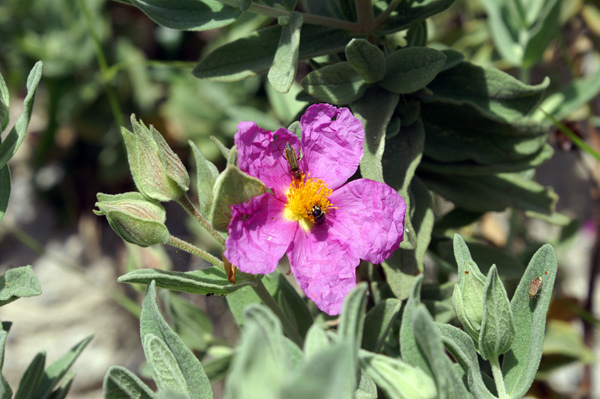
[94,192,170,247]
[453,261,486,342]
[122,115,190,202]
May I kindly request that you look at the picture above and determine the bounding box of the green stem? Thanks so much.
[490,357,508,399]
[355,0,375,32]
[252,279,304,347]
[178,194,226,247]
[374,0,401,29]
[167,236,224,268]
[245,3,361,32]
[77,0,124,128]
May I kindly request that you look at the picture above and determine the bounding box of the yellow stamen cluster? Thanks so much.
[284,176,335,228]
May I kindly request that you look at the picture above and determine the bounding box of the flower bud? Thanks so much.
[122,115,190,202]
[453,259,486,342]
[94,192,170,247]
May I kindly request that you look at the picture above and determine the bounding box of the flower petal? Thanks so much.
[287,228,359,315]
[328,179,406,264]
[225,193,297,275]
[299,104,364,190]
[235,122,301,198]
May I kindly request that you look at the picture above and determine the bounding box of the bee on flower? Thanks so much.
[225,104,406,315]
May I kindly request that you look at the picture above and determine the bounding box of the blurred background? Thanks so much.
[1,0,600,397]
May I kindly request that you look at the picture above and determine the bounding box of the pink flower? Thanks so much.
[224,104,406,315]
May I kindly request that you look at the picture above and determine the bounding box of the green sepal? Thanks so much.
[189,140,219,220]
[94,192,170,247]
[301,62,368,105]
[210,164,267,232]
[379,47,446,94]
[452,235,486,342]
[122,115,190,202]
[478,265,516,360]
[345,39,386,83]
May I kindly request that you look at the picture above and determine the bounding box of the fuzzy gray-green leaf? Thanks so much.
[436,323,496,399]
[361,298,401,353]
[302,62,368,104]
[119,267,257,295]
[359,350,437,399]
[193,25,350,82]
[421,62,549,122]
[224,304,289,399]
[0,61,43,169]
[103,365,155,399]
[502,244,557,398]
[400,275,431,375]
[129,0,240,31]
[0,166,9,225]
[268,12,303,94]
[0,266,42,307]
[352,87,399,182]
[345,39,386,83]
[380,47,446,94]
[140,281,213,399]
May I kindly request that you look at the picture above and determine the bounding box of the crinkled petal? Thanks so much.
[287,228,359,315]
[299,104,364,190]
[235,122,301,198]
[328,179,406,264]
[225,193,297,275]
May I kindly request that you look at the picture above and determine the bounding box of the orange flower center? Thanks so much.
[284,175,335,229]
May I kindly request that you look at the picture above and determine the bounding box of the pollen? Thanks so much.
[284,175,335,227]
